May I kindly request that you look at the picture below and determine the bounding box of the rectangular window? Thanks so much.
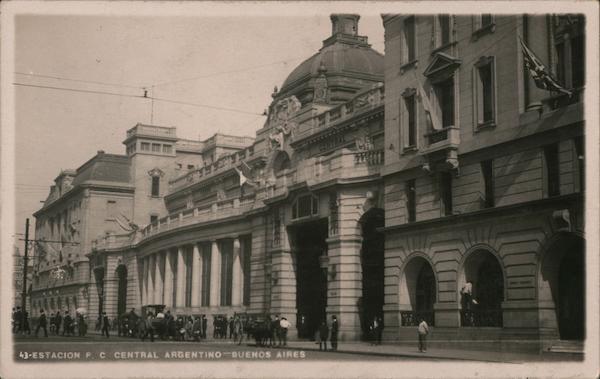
[439,15,451,46]
[404,16,416,63]
[435,78,455,128]
[187,165,195,170]
[201,245,211,306]
[151,143,161,152]
[544,144,560,197]
[574,137,584,192]
[162,144,172,154]
[440,172,453,216]
[141,142,150,151]
[406,179,416,223]
[476,58,495,124]
[481,160,495,208]
[185,248,193,307]
[220,240,233,306]
[242,235,252,306]
[150,215,158,225]
[106,200,117,219]
[405,94,416,147]
[151,176,160,197]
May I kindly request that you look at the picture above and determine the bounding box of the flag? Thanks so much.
[519,36,572,97]
[412,70,442,130]
[235,160,257,188]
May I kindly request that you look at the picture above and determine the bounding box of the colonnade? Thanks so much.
[138,237,246,309]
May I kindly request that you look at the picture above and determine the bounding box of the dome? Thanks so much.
[275,14,384,106]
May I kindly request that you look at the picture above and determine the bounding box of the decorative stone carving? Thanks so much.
[148,167,165,177]
[268,96,301,151]
[552,209,571,232]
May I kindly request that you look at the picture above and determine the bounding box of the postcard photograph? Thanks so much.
[1,2,598,378]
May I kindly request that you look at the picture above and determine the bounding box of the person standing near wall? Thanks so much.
[418,317,429,353]
[330,315,339,351]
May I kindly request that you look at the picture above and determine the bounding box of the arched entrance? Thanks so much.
[399,256,436,326]
[291,218,328,339]
[460,249,504,327]
[359,208,384,337]
[116,265,128,316]
[540,233,585,340]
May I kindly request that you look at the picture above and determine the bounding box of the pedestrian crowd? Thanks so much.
[12,307,88,338]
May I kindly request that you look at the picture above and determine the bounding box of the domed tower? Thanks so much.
[274,14,384,108]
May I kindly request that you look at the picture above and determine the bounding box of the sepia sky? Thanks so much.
[12,11,384,237]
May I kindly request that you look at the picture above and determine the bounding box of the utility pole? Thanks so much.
[21,218,29,312]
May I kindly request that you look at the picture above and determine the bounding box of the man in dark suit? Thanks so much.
[14,307,23,334]
[101,312,110,338]
[35,309,48,337]
[330,315,339,351]
[63,311,72,336]
[54,311,62,335]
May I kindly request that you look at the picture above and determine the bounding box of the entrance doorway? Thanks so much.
[558,248,584,340]
[359,208,384,338]
[291,219,328,339]
[461,250,504,327]
[540,233,585,341]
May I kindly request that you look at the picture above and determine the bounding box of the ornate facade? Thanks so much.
[381,14,585,352]
[30,14,585,352]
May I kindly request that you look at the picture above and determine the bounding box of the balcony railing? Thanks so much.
[269,148,384,199]
[422,126,460,155]
[140,199,255,239]
[169,146,256,192]
[460,309,503,327]
[292,85,384,143]
[126,123,176,139]
[400,311,435,327]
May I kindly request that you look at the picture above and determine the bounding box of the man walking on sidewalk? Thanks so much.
[101,312,110,338]
[330,315,339,351]
[279,317,291,347]
[35,309,48,337]
[418,318,429,353]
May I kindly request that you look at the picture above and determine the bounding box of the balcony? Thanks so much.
[421,126,460,155]
[269,148,384,198]
[169,145,256,192]
[140,198,255,239]
[291,85,385,145]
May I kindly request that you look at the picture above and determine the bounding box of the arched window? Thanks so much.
[273,151,291,175]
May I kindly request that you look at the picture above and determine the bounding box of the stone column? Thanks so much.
[163,250,174,308]
[148,255,156,305]
[176,246,186,307]
[191,243,202,307]
[154,252,164,305]
[231,238,242,306]
[209,241,221,307]
[141,257,148,306]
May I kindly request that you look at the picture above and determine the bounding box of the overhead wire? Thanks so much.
[14,71,145,90]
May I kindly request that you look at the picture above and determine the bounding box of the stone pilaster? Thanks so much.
[326,234,363,341]
[270,247,297,328]
[191,244,202,307]
[141,257,148,306]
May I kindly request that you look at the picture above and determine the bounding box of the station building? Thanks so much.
[29,14,585,352]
